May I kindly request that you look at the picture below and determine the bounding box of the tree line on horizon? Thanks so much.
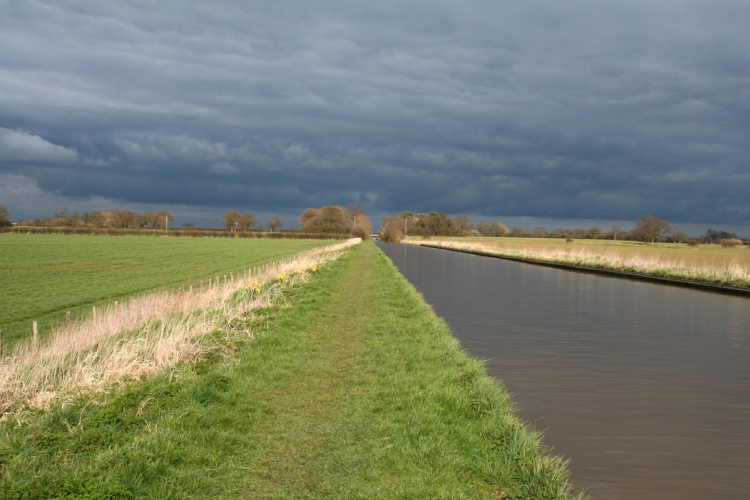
[7,207,175,229]
[2,204,743,245]
[379,212,747,246]
[299,205,372,239]
[220,205,371,238]
[0,204,373,239]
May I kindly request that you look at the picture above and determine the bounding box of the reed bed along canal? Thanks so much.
[409,238,750,289]
[377,242,750,500]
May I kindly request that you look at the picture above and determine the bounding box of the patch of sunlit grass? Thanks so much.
[0,239,360,418]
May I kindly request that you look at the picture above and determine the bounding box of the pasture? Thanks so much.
[0,234,331,347]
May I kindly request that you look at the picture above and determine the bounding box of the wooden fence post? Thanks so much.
[32,321,38,350]
[92,306,97,320]
[114,300,118,307]
[66,311,72,328]
[0,330,4,360]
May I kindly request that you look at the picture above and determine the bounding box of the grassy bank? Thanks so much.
[0,241,356,416]
[0,242,576,499]
[429,236,750,268]
[410,238,750,289]
[0,234,332,347]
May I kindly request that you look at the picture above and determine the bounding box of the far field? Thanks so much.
[423,236,750,268]
[0,234,332,346]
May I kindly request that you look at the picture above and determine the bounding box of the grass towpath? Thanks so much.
[0,242,574,499]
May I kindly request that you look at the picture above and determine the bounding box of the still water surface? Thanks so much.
[377,242,750,499]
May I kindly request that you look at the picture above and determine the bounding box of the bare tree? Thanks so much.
[347,206,371,238]
[635,215,671,243]
[266,217,283,232]
[238,213,256,231]
[0,205,11,227]
[550,227,567,239]
[611,224,622,241]
[672,230,689,243]
[222,210,242,232]
[116,209,135,229]
[135,213,151,228]
[300,206,349,233]
[379,216,405,242]
[299,208,320,229]
[454,215,472,235]
[151,211,174,229]
[488,221,508,236]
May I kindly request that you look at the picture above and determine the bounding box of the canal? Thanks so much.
[376,242,750,500]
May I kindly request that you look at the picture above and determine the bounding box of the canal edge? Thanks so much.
[415,243,750,298]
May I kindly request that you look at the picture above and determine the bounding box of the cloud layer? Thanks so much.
[1,1,749,228]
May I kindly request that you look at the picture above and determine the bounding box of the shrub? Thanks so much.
[686,239,700,247]
[719,238,743,247]
[565,238,573,243]
[351,227,369,239]
[378,217,404,242]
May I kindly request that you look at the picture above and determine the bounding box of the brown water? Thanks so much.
[377,242,750,500]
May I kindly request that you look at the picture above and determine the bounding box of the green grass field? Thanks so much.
[0,242,575,499]
[0,234,331,347]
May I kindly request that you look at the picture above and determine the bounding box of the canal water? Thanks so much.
[376,242,750,500]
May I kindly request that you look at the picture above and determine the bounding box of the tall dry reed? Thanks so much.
[0,239,361,418]
[408,240,750,287]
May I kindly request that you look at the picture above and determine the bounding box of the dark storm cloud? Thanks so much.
[1,0,749,227]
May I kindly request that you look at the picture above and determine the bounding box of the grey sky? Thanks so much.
[1,1,749,233]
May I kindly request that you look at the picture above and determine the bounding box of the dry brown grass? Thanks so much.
[427,236,750,266]
[0,239,360,418]
[407,239,750,288]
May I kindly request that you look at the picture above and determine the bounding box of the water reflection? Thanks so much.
[377,242,750,500]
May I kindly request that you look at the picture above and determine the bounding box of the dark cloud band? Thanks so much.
[0,1,748,228]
